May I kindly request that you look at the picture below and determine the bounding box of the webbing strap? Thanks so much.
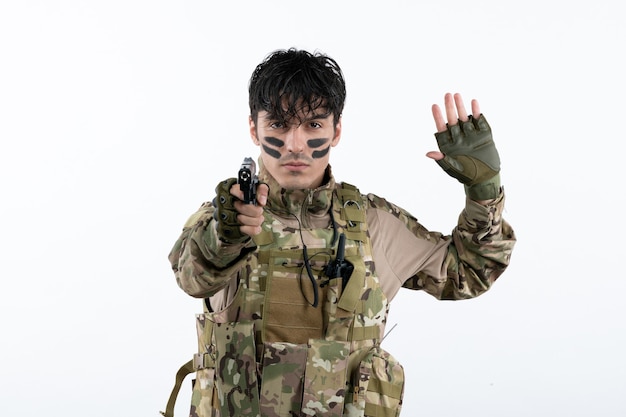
[364,402,397,417]
[336,183,367,243]
[351,325,380,341]
[344,229,367,242]
[193,352,214,370]
[160,359,195,417]
[366,377,404,399]
[342,204,366,223]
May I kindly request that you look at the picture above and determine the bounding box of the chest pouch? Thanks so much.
[345,346,405,417]
[262,247,331,345]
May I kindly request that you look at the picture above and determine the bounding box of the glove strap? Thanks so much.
[464,173,501,201]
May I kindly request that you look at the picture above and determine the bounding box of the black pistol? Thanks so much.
[238,157,259,204]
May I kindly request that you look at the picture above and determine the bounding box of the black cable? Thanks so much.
[268,206,333,308]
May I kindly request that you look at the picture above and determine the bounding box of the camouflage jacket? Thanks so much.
[167,162,515,417]
[170,164,515,304]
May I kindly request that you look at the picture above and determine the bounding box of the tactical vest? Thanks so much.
[162,184,404,417]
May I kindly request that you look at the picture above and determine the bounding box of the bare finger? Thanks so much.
[426,150,444,161]
[432,104,447,132]
[230,182,244,201]
[256,183,269,206]
[454,93,468,122]
[444,93,457,126]
[471,99,481,118]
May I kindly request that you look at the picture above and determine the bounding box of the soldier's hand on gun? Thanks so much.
[232,181,268,237]
[213,179,268,242]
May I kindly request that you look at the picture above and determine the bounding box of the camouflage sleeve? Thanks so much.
[168,201,254,298]
[401,191,516,300]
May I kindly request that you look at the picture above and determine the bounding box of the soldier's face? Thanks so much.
[249,110,341,190]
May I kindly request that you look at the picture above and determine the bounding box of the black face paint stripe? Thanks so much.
[264,136,284,147]
[307,138,329,148]
[312,145,331,159]
[261,136,283,159]
[262,144,282,159]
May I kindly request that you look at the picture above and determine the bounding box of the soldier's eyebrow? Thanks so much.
[307,138,329,148]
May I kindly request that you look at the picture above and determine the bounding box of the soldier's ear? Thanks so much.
[249,116,260,146]
[331,117,342,147]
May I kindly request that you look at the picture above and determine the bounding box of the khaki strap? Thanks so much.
[341,204,366,223]
[351,325,380,341]
[343,229,367,243]
[160,359,195,417]
[257,250,270,263]
[364,402,397,417]
[367,377,404,400]
[336,183,367,243]
[337,182,360,198]
[192,352,214,370]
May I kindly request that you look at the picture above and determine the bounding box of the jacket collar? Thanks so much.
[257,158,335,220]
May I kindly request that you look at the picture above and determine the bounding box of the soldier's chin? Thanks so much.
[281,175,311,190]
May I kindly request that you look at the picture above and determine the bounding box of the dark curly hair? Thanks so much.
[248,48,346,127]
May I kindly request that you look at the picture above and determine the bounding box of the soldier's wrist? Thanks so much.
[464,173,501,201]
[216,223,250,244]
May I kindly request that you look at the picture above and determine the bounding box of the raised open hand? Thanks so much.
[427,93,481,161]
[427,93,501,200]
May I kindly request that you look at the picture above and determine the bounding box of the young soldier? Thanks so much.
[166,48,516,417]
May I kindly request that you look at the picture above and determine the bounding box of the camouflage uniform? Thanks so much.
[167,161,515,417]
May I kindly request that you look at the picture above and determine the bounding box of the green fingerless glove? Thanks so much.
[212,178,248,243]
[434,114,501,200]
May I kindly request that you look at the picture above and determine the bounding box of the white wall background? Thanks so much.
[1,1,624,416]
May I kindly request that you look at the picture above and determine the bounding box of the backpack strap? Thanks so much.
[335,182,367,243]
[160,359,195,417]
